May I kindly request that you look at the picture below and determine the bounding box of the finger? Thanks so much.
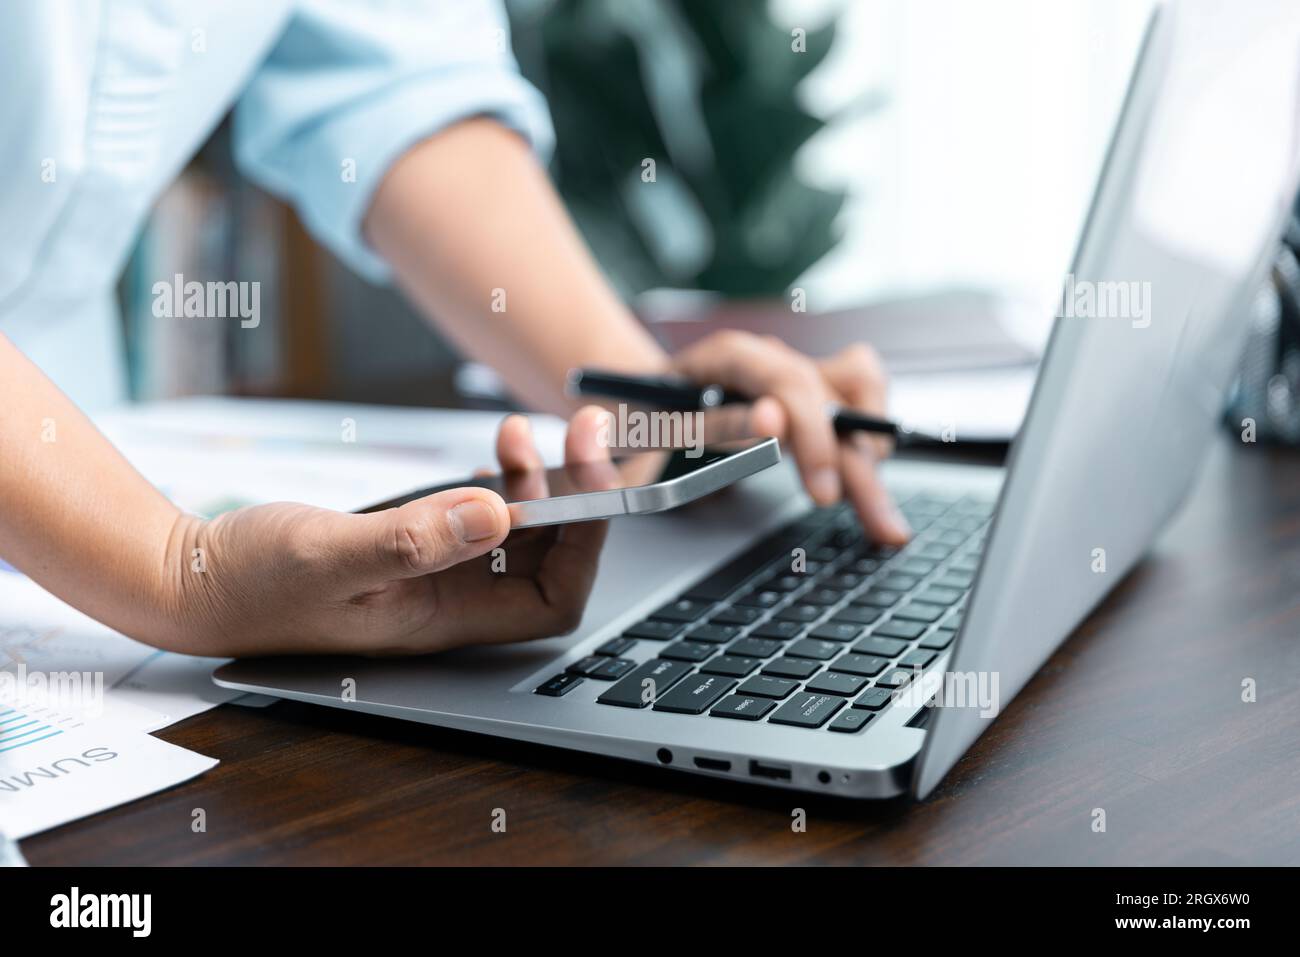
[557,404,615,563]
[454,522,609,644]
[322,486,510,582]
[748,395,787,441]
[677,333,842,505]
[819,344,893,460]
[496,414,549,503]
[564,405,622,493]
[839,434,911,544]
[496,413,544,471]
[565,405,613,465]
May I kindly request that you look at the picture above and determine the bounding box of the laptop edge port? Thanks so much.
[748,760,792,781]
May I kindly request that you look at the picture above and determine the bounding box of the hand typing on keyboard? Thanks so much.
[670,331,912,544]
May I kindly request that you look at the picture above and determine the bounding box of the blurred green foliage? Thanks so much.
[509,0,848,298]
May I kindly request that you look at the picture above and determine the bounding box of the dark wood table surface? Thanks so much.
[22,435,1300,865]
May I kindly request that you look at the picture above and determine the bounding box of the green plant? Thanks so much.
[509,0,851,298]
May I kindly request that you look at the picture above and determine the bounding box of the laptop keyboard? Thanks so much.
[533,491,993,734]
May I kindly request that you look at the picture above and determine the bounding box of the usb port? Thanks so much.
[693,756,731,772]
[748,760,792,781]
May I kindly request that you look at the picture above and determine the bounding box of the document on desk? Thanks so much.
[888,365,1037,442]
[0,569,240,732]
[0,698,217,840]
[94,397,568,515]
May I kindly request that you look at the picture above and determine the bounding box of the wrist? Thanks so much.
[149,510,221,654]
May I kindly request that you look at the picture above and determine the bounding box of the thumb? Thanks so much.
[339,487,510,581]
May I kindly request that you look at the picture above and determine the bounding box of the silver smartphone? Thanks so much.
[358,437,781,528]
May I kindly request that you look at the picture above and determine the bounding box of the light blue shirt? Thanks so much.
[0,0,552,409]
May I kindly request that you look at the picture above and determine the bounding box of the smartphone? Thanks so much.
[358,437,780,528]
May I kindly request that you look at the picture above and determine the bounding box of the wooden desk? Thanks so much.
[22,436,1300,865]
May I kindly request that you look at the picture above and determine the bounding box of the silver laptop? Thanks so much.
[215,0,1300,800]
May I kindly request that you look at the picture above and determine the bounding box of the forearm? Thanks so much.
[0,335,185,648]
[365,117,669,413]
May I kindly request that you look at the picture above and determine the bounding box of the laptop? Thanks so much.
[215,0,1300,800]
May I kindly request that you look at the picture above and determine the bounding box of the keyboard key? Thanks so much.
[896,558,938,576]
[710,695,776,721]
[750,620,804,641]
[737,675,799,699]
[825,573,862,590]
[728,637,783,658]
[828,709,874,733]
[652,599,712,622]
[899,649,937,669]
[934,572,974,590]
[949,556,980,573]
[809,622,863,643]
[769,693,845,728]
[776,604,822,623]
[831,606,881,626]
[786,638,841,660]
[850,558,881,575]
[762,657,822,679]
[915,586,963,606]
[701,655,762,678]
[737,589,783,608]
[920,628,957,650]
[595,636,636,657]
[685,623,741,644]
[802,588,846,607]
[597,659,692,708]
[863,542,900,559]
[872,619,926,640]
[590,657,637,680]
[653,674,735,714]
[852,687,894,710]
[832,653,890,677]
[623,620,683,641]
[534,673,583,697]
[660,641,716,663]
[830,527,860,549]
[710,606,763,626]
[875,668,918,689]
[851,636,907,658]
[880,573,920,592]
[893,602,946,624]
[763,574,807,592]
[566,655,606,677]
[915,544,953,561]
[682,516,827,602]
[854,588,904,609]
[805,671,869,696]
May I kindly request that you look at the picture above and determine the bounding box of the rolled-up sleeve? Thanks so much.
[233,0,553,282]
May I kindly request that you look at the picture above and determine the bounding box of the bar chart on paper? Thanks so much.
[0,705,75,754]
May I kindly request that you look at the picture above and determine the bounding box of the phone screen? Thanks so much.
[358,439,765,512]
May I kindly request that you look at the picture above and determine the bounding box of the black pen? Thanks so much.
[566,368,909,441]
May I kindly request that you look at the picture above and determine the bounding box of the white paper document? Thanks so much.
[0,571,239,732]
[0,700,217,840]
[889,365,1036,442]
